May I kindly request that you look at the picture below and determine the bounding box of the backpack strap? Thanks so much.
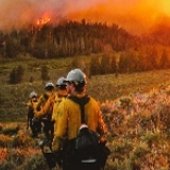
[68,96,90,124]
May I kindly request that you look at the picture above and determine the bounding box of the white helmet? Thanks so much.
[45,82,54,90]
[66,68,87,85]
[56,77,67,87]
[29,91,38,99]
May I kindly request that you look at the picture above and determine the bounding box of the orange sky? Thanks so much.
[0,0,170,34]
[68,0,170,34]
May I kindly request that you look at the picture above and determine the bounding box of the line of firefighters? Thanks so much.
[27,77,67,140]
[27,68,110,170]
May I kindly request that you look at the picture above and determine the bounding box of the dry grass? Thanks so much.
[0,85,170,169]
[102,85,170,170]
[1,58,170,169]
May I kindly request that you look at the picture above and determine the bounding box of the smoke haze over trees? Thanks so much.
[1,20,170,76]
[0,0,170,34]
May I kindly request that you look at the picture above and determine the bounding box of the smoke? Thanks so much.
[0,0,65,30]
[68,0,170,34]
[0,0,169,33]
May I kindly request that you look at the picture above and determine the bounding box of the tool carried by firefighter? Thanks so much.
[39,139,63,170]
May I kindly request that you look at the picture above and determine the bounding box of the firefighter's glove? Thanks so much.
[52,136,61,152]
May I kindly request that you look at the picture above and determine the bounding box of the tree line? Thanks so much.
[89,47,170,76]
[1,19,170,82]
[0,20,137,59]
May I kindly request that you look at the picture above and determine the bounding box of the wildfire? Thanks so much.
[36,15,51,27]
[160,1,170,15]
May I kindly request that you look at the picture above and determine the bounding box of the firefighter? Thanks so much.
[52,77,68,123]
[41,77,68,169]
[35,82,55,140]
[27,91,41,138]
[52,69,108,170]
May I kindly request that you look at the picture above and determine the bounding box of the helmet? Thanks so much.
[66,68,87,85]
[29,91,38,99]
[56,77,67,87]
[45,82,54,91]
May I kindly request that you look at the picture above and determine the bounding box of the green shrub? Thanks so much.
[41,65,49,81]
[0,134,14,147]
[0,160,15,170]
[132,142,150,159]
[2,124,20,136]
[8,65,24,84]
[18,154,48,170]
[140,131,160,145]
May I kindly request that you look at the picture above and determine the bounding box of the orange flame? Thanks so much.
[36,14,51,26]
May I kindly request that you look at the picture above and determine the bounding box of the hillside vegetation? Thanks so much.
[0,85,170,169]
[1,18,170,170]
[1,21,170,76]
[1,57,170,121]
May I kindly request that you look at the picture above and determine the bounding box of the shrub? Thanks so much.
[0,134,13,147]
[12,131,36,147]
[140,131,160,146]
[9,65,24,84]
[0,160,15,170]
[2,124,20,136]
[18,154,48,170]
[40,65,49,81]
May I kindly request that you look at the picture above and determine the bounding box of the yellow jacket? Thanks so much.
[52,96,63,122]
[36,94,48,111]
[27,99,38,112]
[52,96,107,151]
[52,90,68,122]
[35,92,55,118]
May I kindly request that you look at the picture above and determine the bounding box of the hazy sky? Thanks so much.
[0,0,170,33]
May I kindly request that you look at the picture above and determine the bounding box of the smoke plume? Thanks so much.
[0,0,170,34]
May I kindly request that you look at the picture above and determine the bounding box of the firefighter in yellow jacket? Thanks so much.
[52,69,107,170]
[27,91,41,137]
[52,77,68,125]
[35,82,55,139]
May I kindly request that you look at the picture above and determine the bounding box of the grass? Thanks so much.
[0,84,170,169]
[89,69,170,100]
[0,56,170,169]
[1,55,170,121]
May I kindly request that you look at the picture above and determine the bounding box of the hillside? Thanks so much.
[1,57,170,121]
[0,21,135,59]
[1,21,170,76]
[0,84,169,169]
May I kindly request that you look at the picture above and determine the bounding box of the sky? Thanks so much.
[0,0,170,34]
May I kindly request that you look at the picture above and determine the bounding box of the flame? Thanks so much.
[36,14,51,26]
[1,0,170,33]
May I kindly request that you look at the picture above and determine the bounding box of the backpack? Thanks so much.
[68,96,101,163]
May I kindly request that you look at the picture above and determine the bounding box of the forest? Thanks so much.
[0,20,170,76]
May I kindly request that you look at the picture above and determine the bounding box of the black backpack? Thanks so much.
[68,96,101,163]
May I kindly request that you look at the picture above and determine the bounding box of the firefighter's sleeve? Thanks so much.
[52,100,59,122]
[52,97,63,122]
[35,97,53,118]
[36,96,44,111]
[52,101,68,152]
